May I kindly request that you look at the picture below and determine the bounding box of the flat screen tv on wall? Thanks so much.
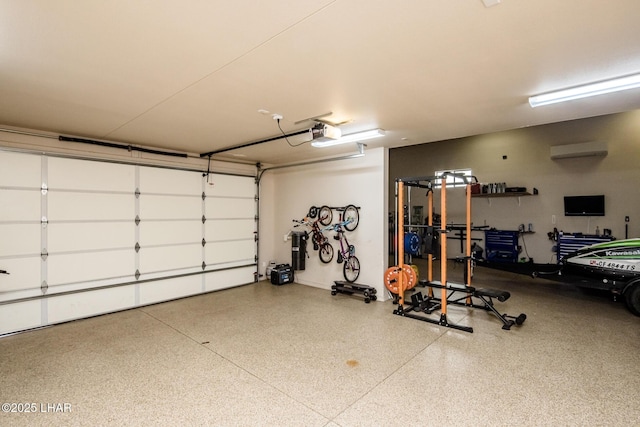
[564,195,605,216]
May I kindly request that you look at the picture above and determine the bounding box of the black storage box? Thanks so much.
[270,264,293,285]
[505,186,527,193]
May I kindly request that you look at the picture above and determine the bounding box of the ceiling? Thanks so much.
[2,0,640,166]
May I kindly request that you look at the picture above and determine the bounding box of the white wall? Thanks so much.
[390,110,640,263]
[259,147,389,299]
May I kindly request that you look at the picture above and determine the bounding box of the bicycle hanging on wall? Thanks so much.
[308,204,360,231]
[331,218,360,282]
[292,216,334,263]
[296,203,361,282]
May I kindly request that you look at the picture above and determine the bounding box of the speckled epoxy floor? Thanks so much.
[1,265,639,426]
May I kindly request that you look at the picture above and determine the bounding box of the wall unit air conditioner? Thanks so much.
[550,141,608,159]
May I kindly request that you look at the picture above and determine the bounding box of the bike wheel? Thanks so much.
[318,205,333,226]
[319,242,334,263]
[343,204,359,231]
[343,255,360,282]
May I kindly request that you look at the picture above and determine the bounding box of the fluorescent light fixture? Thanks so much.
[311,128,385,148]
[529,73,640,107]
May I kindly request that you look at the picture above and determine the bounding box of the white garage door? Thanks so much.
[0,151,257,335]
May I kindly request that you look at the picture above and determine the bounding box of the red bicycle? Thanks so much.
[293,216,334,263]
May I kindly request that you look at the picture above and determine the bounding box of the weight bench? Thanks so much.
[412,280,526,330]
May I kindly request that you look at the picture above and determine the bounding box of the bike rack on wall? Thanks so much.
[307,204,360,229]
[292,203,361,283]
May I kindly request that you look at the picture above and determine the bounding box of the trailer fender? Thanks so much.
[622,279,640,317]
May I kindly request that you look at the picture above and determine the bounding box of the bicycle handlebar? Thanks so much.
[327,218,353,231]
[292,218,313,228]
[293,217,352,231]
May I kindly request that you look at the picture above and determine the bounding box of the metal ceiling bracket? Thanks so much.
[41,281,48,294]
[293,112,333,125]
[135,242,140,253]
[135,188,140,198]
[135,215,141,225]
[135,269,140,280]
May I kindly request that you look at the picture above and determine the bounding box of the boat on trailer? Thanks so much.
[532,238,640,316]
[478,238,640,316]
[560,238,640,281]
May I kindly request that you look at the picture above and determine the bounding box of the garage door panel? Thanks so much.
[205,219,254,241]
[139,275,202,305]
[204,266,255,292]
[206,198,254,219]
[48,222,135,253]
[140,195,201,220]
[0,152,41,187]
[205,174,255,197]
[205,240,255,264]
[0,300,42,335]
[48,157,134,192]
[139,244,201,273]
[140,167,201,195]
[0,224,40,257]
[47,250,135,286]
[139,220,201,246]
[47,286,135,324]
[0,189,41,222]
[48,192,134,221]
[0,257,41,295]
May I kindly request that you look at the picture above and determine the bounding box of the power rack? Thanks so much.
[385,173,526,333]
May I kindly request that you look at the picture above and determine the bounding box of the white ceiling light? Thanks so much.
[528,73,640,107]
[311,128,385,148]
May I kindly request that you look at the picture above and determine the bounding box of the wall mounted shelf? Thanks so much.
[472,192,534,206]
[471,192,532,198]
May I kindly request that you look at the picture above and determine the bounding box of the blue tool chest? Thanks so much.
[484,230,519,263]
